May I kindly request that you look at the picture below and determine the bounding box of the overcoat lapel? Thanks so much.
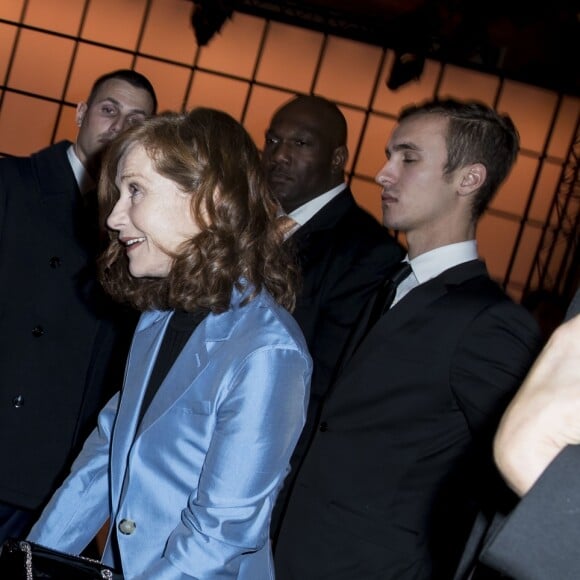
[32,142,81,234]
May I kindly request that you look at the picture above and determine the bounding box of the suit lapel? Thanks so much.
[137,332,211,434]
[335,291,376,374]
[109,287,252,504]
[114,295,244,441]
[110,310,172,502]
[373,259,488,332]
[290,189,356,249]
[335,260,488,379]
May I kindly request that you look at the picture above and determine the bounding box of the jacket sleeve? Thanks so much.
[480,445,580,580]
[26,392,119,553]
[450,299,542,515]
[451,300,541,436]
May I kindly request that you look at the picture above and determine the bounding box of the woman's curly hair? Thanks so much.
[97,108,299,313]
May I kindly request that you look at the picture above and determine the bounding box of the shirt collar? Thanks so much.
[67,144,96,195]
[288,182,347,226]
[407,240,478,285]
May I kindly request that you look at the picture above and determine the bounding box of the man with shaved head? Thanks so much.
[265,95,349,214]
[263,95,404,543]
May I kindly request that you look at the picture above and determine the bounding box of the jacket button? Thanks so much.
[12,395,24,408]
[48,256,61,268]
[118,519,136,535]
[319,421,328,432]
[32,326,44,337]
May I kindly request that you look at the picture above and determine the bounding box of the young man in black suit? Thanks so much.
[274,99,543,579]
[262,95,404,542]
[0,69,157,543]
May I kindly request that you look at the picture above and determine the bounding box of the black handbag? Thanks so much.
[0,538,123,579]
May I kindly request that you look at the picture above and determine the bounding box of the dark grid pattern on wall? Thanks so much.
[0,0,578,302]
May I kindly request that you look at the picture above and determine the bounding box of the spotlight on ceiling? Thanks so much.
[386,51,426,91]
[189,0,235,46]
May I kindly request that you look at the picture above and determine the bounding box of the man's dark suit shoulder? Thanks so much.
[294,188,398,249]
[290,188,404,361]
[0,140,72,171]
[0,141,74,207]
[292,189,404,303]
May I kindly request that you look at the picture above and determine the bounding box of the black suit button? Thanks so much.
[12,395,24,408]
[31,326,44,337]
[319,421,328,432]
[49,256,62,268]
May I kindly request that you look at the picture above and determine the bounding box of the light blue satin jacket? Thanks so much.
[28,287,312,579]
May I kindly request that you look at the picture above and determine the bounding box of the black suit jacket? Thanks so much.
[0,142,135,511]
[271,188,404,539]
[275,259,542,579]
[479,444,580,579]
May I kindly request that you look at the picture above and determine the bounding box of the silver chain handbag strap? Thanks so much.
[18,540,33,580]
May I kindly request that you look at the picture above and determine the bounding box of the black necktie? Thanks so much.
[365,261,412,332]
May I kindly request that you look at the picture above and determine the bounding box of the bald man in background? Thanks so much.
[262,95,404,543]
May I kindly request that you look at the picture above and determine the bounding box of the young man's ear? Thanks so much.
[458,163,486,196]
[76,102,88,128]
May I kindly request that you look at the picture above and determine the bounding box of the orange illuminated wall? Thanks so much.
[1,0,578,300]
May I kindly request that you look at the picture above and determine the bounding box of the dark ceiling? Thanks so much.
[191,0,580,95]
